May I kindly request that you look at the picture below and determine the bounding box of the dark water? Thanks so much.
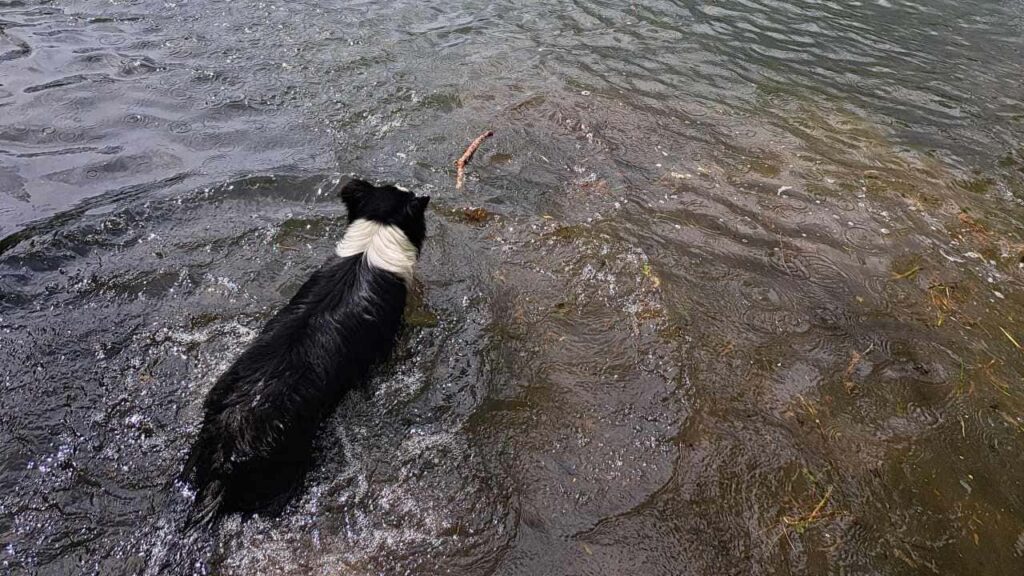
[3,0,1024,574]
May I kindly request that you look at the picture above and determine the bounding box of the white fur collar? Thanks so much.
[335,219,417,284]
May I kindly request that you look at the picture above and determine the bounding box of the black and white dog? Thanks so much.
[181,179,429,525]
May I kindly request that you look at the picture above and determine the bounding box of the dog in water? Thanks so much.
[181,178,429,525]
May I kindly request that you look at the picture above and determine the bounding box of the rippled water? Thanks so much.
[3,0,1024,574]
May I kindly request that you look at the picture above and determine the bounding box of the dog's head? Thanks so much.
[340,178,430,249]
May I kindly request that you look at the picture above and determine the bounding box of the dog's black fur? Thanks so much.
[181,179,429,525]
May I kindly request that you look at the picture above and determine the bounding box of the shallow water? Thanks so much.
[2,0,1024,574]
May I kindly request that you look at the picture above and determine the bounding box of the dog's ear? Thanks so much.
[409,196,430,216]
[340,179,375,217]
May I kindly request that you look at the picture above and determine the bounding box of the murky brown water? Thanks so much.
[2,0,1024,574]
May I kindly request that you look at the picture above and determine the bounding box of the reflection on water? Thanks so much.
[2,0,1023,574]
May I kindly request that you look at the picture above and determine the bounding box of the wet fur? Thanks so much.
[180,179,429,526]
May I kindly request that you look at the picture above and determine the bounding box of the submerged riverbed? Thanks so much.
[2,0,1023,574]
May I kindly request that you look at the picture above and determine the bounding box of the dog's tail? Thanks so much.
[179,433,231,531]
[183,478,226,531]
[142,476,220,576]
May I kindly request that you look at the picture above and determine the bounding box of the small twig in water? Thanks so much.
[455,130,494,190]
[999,326,1022,350]
[782,486,834,532]
[890,265,922,280]
[844,351,862,379]
[843,350,862,394]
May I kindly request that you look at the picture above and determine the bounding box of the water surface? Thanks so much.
[2,0,1024,574]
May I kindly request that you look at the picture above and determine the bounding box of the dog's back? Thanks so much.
[181,179,429,524]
